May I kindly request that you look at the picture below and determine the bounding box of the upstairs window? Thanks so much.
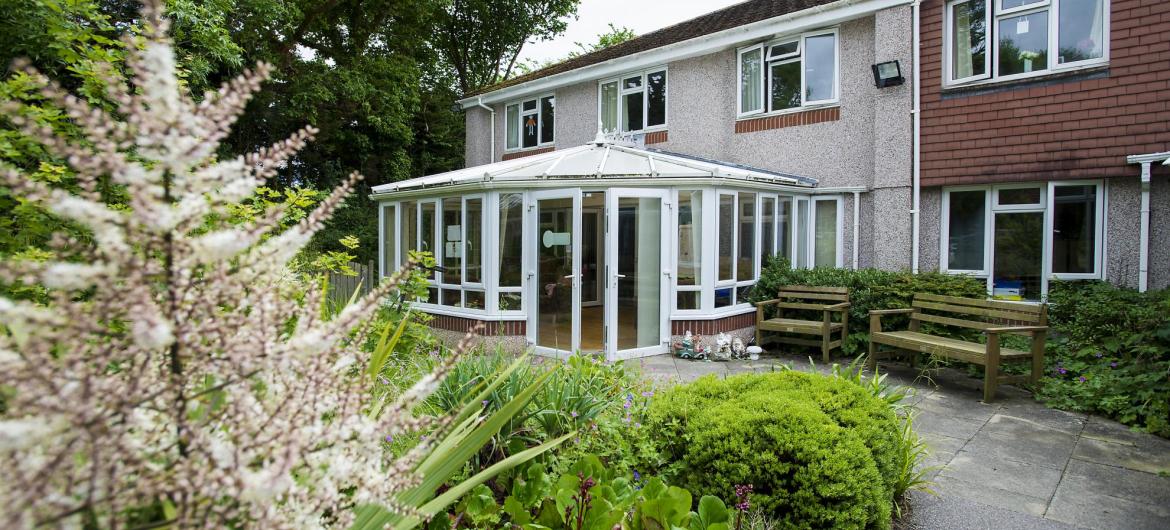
[599,68,667,133]
[505,95,554,150]
[945,0,1107,85]
[738,30,839,117]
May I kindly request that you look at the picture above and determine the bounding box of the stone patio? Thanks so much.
[632,353,1170,530]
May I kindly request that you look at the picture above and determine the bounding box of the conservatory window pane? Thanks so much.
[804,34,836,102]
[950,0,988,80]
[647,70,666,127]
[505,105,519,150]
[715,287,733,308]
[623,91,644,131]
[540,96,555,144]
[465,290,485,309]
[778,197,792,262]
[499,292,522,311]
[600,81,619,133]
[465,198,483,283]
[420,202,436,256]
[677,291,699,310]
[442,288,462,307]
[738,193,756,282]
[677,190,702,286]
[1052,185,1097,274]
[382,205,396,277]
[813,201,837,268]
[795,199,809,268]
[739,48,763,114]
[718,194,734,282]
[498,194,524,288]
[442,198,462,285]
[1058,0,1105,64]
[761,197,775,259]
[947,190,986,271]
[998,11,1049,76]
[402,201,417,255]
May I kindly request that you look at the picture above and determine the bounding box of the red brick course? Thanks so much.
[919,0,1170,186]
[501,146,555,161]
[671,312,756,336]
[644,130,669,144]
[734,106,840,134]
[426,313,526,336]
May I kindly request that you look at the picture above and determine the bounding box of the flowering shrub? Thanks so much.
[1039,281,1170,438]
[646,371,903,529]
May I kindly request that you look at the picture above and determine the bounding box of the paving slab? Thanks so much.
[940,451,1064,501]
[1046,460,1170,530]
[902,490,1078,530]
[961,428,1076,469]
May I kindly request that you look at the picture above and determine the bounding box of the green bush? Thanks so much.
[646,371,904,529]
[751,257,987,353]
[1039,281,1170,438]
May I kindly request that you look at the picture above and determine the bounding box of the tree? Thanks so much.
[432,0,581,94]
[572,23,636,57]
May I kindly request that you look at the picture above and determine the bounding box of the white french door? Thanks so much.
[605,189,670,361]
[528,189,582,358]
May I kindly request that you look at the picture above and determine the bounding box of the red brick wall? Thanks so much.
[671,312,756,336]
[426,313,526,336]
[919,0,1170,186]
[734,107,840,134]
[501,146,555,161]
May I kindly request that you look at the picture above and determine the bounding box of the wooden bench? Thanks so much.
[867,293,1048,402]
[755,285,850,362]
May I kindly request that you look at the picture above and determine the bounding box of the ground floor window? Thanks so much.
[940,180,1104,300]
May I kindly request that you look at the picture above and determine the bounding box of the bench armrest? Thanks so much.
[754,299,782,307]
[868,308,914,316]
[985,325,1048,334]
[824,302,851,311]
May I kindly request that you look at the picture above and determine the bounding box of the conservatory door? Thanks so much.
[605,189,670,360]
[529,189,582,358]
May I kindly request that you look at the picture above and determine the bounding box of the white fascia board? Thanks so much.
[1127,151,1170,165]
[457,0,912,108]
[369,177,815,201]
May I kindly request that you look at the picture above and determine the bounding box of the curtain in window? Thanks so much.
[600,81,619,133]
[954,3,974,79]
[813,201,837,268]
[739,48,763,114]
[505,105,519,149]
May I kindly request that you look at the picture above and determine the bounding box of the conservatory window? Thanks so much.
[777,197,793,262]
[715,191,759,307]
[498,193,525,311]
[505,95,554,151]
[944,0,1107,85]
[420,201,438,303]
[738,29,839,117]
[434,196,486,309]
[381,204,396,277]
[598,67,667,133]
[812,198,841,268]
[676,190,703,310]
[761,196,776,258]
[794,198,810,269]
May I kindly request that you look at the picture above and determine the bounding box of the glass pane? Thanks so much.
[738,193,756,282]
[623,75,642,89]
[950,0,988,80]
[600,81,619,133]
[623,91,644,131]
[1052,185,1097,274]
[426,287,438,304]
[1058,0,1105,64]
[770,41,799,58]
[769,61,801,111]
[737,285,753,304]
[993,211,1044,300]
[522,111,538,148]
[999,186,1042,205]
[813,201,837,268]
[382,205,396,277]
[739,48,763,114]
[465,290,485,309]
[540,96,555,144]
[715,287,733,308]
[465,198,482,283]
[947,190,987,271]
[1001,0,1045,9]
[617,197,662,350]
[442,198,462,285]
[581,210,601,304]
[402,201,417,259]
[522,99,537,111]
[536,198,573,351]
[505,105,519,150]
[499,292,522,311]
[677,291,699,310]
[804,34,836,102]
[795,199,809,268]
[442,288,461,307]
[499,194,523,287]
[778,197,792,261]
[761,197,775,259]
[998,11,1049,76]
[677,190,702,286]
[420,201,436,258]
[718,194,734,281]
[647,70,666,127]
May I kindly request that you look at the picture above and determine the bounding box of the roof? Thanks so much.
[466,0,838,97]
[370,137,816,196]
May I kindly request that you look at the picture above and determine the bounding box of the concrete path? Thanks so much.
[632,353,1170,530]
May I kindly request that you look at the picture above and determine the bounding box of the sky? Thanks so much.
[518,0,746,66]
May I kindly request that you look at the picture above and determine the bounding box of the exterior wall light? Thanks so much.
[871,60,904,88]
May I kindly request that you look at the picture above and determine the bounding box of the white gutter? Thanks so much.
[475,97,496,162]
[1126,151,1170,292]
[910,0,922,274]
[458,0,914,107]
[853,190,861,269]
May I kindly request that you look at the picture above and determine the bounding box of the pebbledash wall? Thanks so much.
[455,7,917,352]
[917,0,1170,290]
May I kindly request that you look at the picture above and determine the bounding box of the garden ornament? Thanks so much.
[712,333,733,361]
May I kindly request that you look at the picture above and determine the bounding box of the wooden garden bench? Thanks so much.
[755,285,850,362]
[867,293,1048,402]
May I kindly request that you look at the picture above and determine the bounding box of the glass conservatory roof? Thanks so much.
[371,138,817,195]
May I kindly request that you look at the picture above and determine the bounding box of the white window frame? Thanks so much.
[673,188,704,312]
[378,203,397,277]
[491,191,527,316]
[943,0,1110,87]
[737,28,841,119]
[715,190,739,303]
[939,186,994,275]
[505,94,555,152]
[597,66,669,134]
[1046,180,1105,281]
[810,196,845,269]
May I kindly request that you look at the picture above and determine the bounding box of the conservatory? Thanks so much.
[372,136,848,360]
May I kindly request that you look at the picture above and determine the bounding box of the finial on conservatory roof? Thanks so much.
[594,128,644,148]
[592,129,608,145]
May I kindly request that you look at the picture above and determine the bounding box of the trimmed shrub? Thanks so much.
[750,257,987,353]
[646,371,903,529]
[1040,281,1170,438]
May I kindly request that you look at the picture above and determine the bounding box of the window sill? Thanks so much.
[942,64,1109,100]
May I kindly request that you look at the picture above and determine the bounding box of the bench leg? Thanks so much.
[866,340,877,373]
[821,332,831,363]
[984,333,1001,403]
[1030,332,1047,384]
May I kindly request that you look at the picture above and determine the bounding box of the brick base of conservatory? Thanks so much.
[671,312,755,336]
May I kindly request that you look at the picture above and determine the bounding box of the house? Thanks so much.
[371,0,1169,359]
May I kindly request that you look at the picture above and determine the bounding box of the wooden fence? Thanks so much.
[322,260,377,309]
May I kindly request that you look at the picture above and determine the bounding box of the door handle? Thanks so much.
[615,274,627,279]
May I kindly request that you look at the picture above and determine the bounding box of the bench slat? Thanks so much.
[777,291,849,301]
[915,293,1042,314]
[912,300,1044,323]
[775,302,838,311]
[870,331,1032,363]
[912,312,993,330]
[783,285,849,294]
